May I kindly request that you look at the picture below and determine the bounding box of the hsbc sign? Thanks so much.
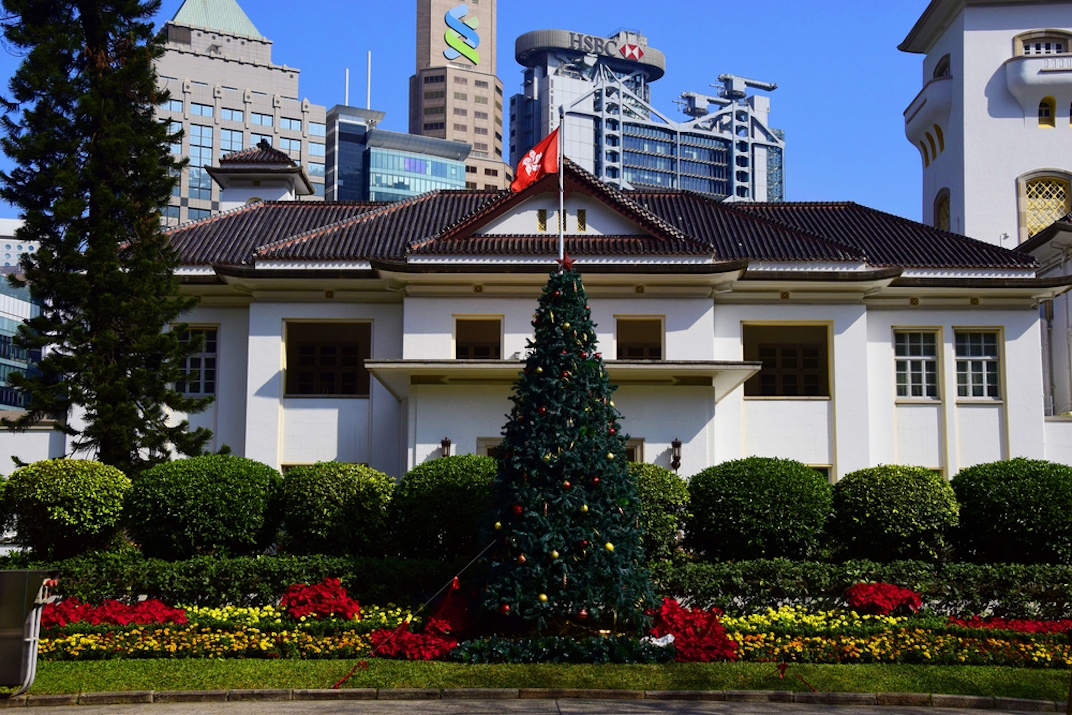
[568,32,645,61]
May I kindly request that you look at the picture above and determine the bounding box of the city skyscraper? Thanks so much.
[410,1,511,189]
[156,0,327,225]
[509,29,784,201]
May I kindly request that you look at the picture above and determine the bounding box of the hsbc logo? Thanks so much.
[568,32,646,61]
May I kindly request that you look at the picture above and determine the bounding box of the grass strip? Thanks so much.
[25,660,1071,701]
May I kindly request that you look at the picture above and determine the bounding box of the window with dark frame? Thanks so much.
[177,328,217,396]
[456,318,501,360]
[285,323,371,396]
[743,324,829,397]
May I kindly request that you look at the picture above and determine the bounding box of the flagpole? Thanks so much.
[557,105,565,264]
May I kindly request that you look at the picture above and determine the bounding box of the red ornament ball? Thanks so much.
[553,291,560,297]
[512,504,524,515]
[561,371,569,378]
[562,480,572,489]
[538,407,547,415]
[517,554,527,564]
[580,539,589,549]
[499,604,511,615]
[608,428,616,435]
[591,477,601,486]
[577,609,589,620]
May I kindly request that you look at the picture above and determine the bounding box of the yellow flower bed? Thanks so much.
[721,606,905,632]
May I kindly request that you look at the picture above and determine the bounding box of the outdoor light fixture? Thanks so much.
[440,437,452,458]
[671,438,682,473]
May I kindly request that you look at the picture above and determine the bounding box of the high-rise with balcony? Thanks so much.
[156,0,327,225]
[410,1,511,189]
[900,0,1072,244]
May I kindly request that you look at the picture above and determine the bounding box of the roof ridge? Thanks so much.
[164,199,264,234]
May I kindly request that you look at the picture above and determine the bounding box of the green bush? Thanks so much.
[390,454,495,560]
[0,550,460,607]
[629,462,689,562]
[126,455,282,560]
[2,459,130,558]
[686,456,832,560]
[952,458,1072,564]
[281,462,394,557]
[831,465,958,562]
[650,558,1072,619]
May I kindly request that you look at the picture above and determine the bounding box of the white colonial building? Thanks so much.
[59,140,1055,482]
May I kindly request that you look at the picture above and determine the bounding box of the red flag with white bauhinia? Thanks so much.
[510,128,559,192]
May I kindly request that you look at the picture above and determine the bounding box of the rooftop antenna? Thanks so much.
[367,51,372,110]
[344,68,349,106]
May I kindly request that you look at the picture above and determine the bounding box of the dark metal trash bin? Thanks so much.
[0,570,57,697]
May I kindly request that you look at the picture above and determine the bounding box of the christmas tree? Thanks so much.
[482,261,655,634]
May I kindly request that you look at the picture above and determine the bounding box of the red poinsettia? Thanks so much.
[845,582,921,616]
[949,615,1072,634]
[279,577,360,620]
[649,597,739,662]
[42,598,187,628]
[369,618,458,660]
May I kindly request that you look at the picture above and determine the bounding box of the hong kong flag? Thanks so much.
[510,128,559,192]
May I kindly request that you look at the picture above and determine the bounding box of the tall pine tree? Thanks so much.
[483,263,655,634]
[0,0,211,476]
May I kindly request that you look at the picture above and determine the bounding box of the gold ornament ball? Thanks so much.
[494,521,502,531]
[563,322,571,329]
[538,593,549,602]
[536,366,543,374]
[580,504,589,513]
[550,550,560,559]
[607,452,615,460]
[605,542,615,552]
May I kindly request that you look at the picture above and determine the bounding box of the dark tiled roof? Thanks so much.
[631,192,864,263]
[736,202,1038,270]
[411,234,714,257]
[219,140,295,167]
[255,191,503,261]
[167,163,1039,272]
[168,201,383,265]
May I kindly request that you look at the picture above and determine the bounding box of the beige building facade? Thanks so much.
[156,0,327,225]
[410,0,511,189]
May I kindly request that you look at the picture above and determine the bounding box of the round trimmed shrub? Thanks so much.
[686,456,832,560]
[390,454,495,560]
[831,465,958,562]
[127,455,282,560]
[952,458,1072,564]
[3,459,130,558]
[629,462,689,562]
[281,462,394,556]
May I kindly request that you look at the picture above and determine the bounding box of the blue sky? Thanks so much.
[0,0,934,221]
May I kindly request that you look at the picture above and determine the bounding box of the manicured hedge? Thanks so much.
[831,465,958,562]
[0,550,459,607]
[629,462,689,563]
[652,559,1072,619]
[953,458,1072,564]
[686,457,832,560]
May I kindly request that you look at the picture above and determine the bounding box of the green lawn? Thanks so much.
[22,660,1072,702]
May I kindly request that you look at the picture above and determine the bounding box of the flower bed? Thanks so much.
[34,580,1072,668]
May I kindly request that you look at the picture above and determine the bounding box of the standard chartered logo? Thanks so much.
[443,4,479,65]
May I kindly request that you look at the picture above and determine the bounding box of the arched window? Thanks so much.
[933,124,945,153]
[1015,30,1072,56]
[933,54,951,79]
[926,131,937,158]
[1024,176,1071,236]
[934,190,951,232]
[1039,97,1056,128]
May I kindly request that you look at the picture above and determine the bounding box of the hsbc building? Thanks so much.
[509,29,784,202]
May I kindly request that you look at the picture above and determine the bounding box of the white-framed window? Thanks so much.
[177,327,218,395]
[251,111,273,126]
[955,331,1001,399]
[895,330,939,399]
[455,317,502,360]
[625,438,644,462]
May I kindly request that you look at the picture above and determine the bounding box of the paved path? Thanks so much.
[2,690,1064,715]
